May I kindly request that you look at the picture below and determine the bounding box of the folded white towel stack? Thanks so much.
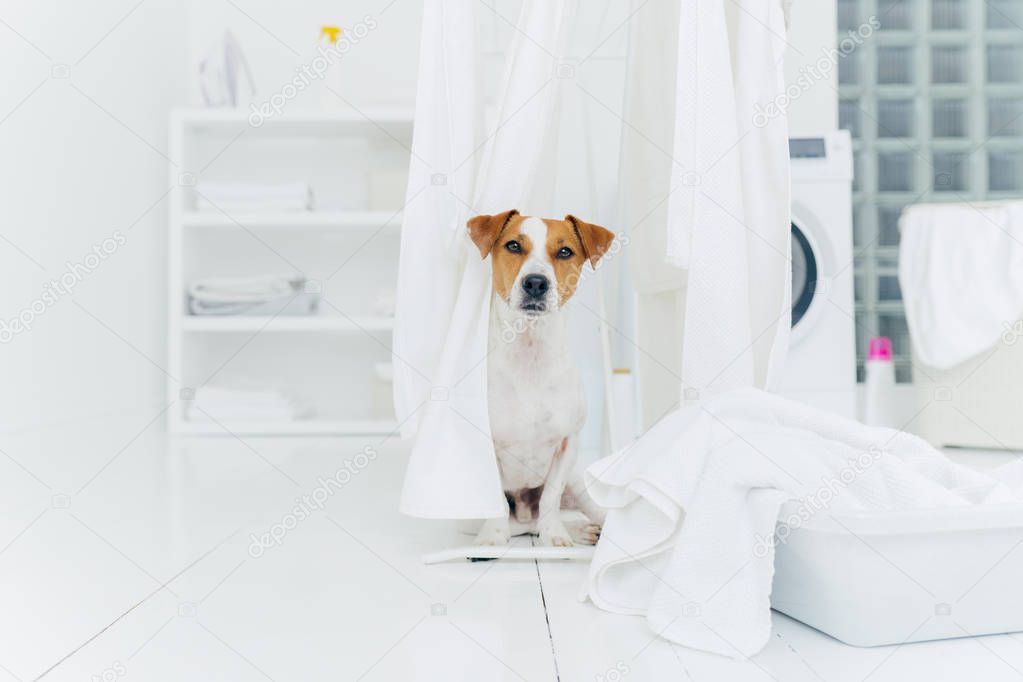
[899,201,1023,369]
[188,274,318,316]
[582,388,1022,658]
[186,386,310,422]
[195,181,315,212]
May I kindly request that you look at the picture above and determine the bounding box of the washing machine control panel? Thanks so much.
[789,138,827,159]
[789,131,853,182]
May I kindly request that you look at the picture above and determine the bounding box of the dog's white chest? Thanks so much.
[487,312,585,491]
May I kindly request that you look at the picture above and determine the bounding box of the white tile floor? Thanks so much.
[3,416,1023,682]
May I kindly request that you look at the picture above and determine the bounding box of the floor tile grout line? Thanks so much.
[34,527,241,680]
[532,538,561,682]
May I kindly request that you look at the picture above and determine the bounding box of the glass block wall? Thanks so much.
[838,0,1023,381]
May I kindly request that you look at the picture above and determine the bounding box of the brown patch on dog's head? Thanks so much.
[543,215,615,305]
[467,209,529,302]
[467,209,519,258]
[564,215,615,267]
[466,210,615,312]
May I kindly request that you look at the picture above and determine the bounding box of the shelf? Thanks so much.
[169,108,408,436]
[173,107,414,137]
[178,418,398,436]
[181,210,403,231]
[181,316,394,332]
[176,107,414,124]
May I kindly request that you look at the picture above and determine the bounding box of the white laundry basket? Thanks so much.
[770,500,1023,647]
[911,330,1023,450]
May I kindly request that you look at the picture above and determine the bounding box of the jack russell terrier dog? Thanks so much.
[467,209,614,547]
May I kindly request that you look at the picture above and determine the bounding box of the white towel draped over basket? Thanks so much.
[583,388,1023,657]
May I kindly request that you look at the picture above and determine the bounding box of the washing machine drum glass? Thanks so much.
[790,222,817,329]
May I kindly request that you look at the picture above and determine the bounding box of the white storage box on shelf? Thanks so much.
[911,334,1023,449]
[770,499,1023,646]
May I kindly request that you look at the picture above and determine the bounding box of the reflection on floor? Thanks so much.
[1,414,1022,681]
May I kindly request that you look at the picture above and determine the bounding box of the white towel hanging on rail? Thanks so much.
[393,0,576,519]
[676,0,792,399]
[625,0,792,421]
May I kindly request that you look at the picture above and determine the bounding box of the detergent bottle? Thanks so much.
[864,336,898,428]
[316,25,345,107]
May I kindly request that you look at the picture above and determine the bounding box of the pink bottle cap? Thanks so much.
[867,336,893,362]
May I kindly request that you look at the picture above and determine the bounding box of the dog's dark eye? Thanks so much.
[505,240,522,254]
[556,246,574,259]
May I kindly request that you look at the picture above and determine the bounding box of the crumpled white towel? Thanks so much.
[900,201,1023,369]
[583,388,1021,658]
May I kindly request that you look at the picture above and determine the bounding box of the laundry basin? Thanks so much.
[770,500,1023,647]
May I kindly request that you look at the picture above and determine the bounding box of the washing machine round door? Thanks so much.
[790,222,818,331]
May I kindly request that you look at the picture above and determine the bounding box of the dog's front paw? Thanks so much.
[474,518,510,546]
[570,522,601,546]
[539,521,574,547]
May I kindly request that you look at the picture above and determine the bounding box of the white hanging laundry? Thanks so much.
[582,388,1023,658]
[672,0,793,398]
[899,201,1023,370]
[626,0,792,419]
[393,0,576,519]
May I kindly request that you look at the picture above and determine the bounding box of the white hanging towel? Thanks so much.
[393,1,575,518]
[583,388,1022,658]
[899,201,1023,370]
[672,0,792,398]
[626,0,792,417]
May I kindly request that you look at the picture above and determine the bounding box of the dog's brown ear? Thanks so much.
[467,209,519,259]
[566,215,615,267]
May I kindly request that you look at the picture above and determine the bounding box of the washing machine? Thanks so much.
[777,131,857,417]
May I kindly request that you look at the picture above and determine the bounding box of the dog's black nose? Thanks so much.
[521,274,550,299]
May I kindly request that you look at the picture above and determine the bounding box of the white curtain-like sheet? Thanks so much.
[394,0,575,518]
[626,0,792,422]
[395,0,792,519]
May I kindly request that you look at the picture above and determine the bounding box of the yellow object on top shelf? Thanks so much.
[320,26,343,43]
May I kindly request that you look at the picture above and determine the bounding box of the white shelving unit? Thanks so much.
[167,108,413,435]
[182,209,403,230]
[180,316,395,333]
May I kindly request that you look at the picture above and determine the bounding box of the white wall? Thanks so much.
[0,0,187,429]
[185,0,423,110]
[785,0,839,133]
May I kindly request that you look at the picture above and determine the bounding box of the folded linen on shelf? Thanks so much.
[187,275,319,316]
[195,181,314,212]
[186,386,311,422]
